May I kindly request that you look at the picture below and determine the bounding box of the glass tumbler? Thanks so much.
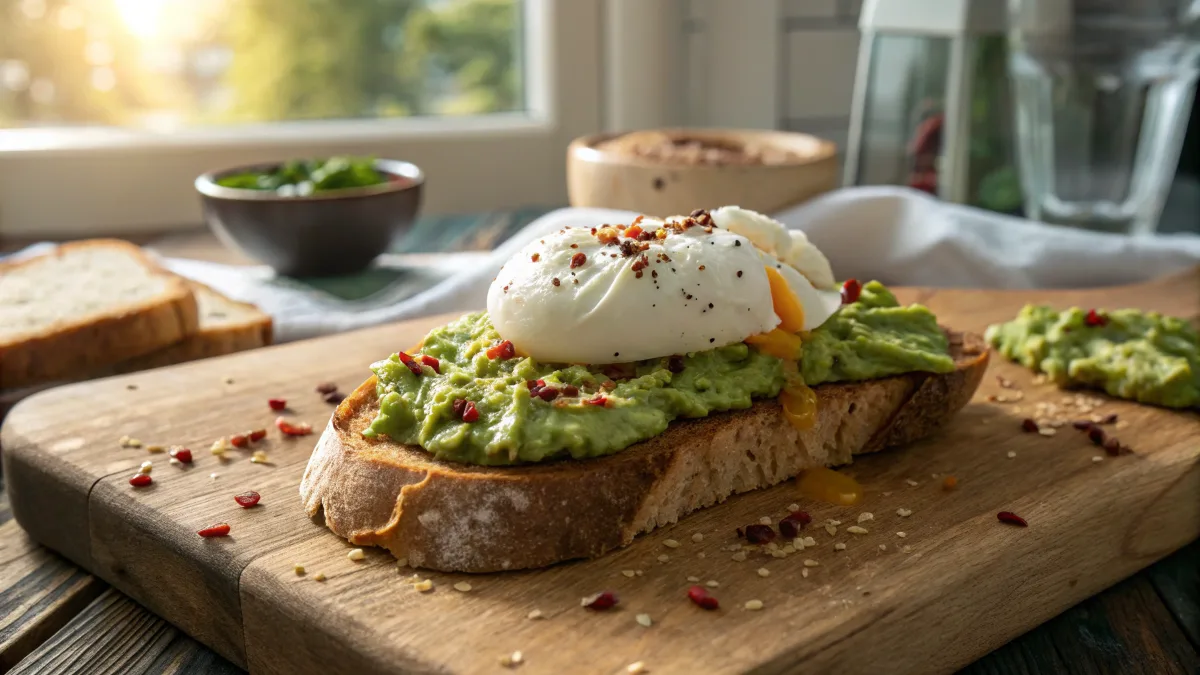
[1007,0,1200,235]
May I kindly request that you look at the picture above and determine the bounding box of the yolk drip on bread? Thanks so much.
[798,467,863,506]
[744,328,803,360]
[765,267,806,333]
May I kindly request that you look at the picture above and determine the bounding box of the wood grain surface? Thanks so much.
[2,270,1198,675]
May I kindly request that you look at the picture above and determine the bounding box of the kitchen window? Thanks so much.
[0,0,602,236]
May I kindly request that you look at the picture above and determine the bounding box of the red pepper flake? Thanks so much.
[129,473,152,487]
[267,398,287,411]
[582,591,618,610]
[169,447,193,463]
[234,491,261,508]
[562,384,579,397]
[1103,437,1123,456]
[315,382,338,394]
[275,417,313,436]
[778,511,811,538]
[552,277,561,287]
[1072,419,1093,430]
[230,434,249,448]
[1021,418,1039,433]
[997,511,1028,527]
[744,523,776,545]
[418,354,441,374]
[198,523,231,538]
[687,585,719,610]
[397,351,423,376]
[1087,425,1106,446]
[452,398,467,418]
[485,340,516,360]
[841,279,862,304]
[531,252,540,262]
[1085,309,1108,327]
[537,387,559,402]
[323,391,346,404]
[584,395,609,407]
[625,225,643,240]
[461,401,480,423]
[248,429,268,442]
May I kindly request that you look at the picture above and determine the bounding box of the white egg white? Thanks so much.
[487,215,842,365]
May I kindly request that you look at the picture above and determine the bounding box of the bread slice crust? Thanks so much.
[0,240,200,389]
[300,330,988,573]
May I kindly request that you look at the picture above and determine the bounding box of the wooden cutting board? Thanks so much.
[3,269,1198,675]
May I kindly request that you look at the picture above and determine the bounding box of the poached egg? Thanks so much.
[486,207,841,364]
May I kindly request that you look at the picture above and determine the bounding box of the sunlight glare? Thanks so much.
[113,0,169,39]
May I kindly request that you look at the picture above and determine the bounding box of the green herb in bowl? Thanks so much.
[216,156,390,196]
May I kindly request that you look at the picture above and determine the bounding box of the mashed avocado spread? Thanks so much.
[986,305,1200,409]
[366,281,955,465]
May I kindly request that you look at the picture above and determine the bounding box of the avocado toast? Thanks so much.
[300,207,989,572]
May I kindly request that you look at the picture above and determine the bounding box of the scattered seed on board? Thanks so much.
[251,450,268,464]
[897,508,913,518]
[313,572,326,582]
[169,457,182,467]
[397,558,409,568]
[847,526,868,535]
[454,582,473,592]
[825,524,838,536]
[414,579,434,592]
[879,544,887,551]
[636,613,652,627]
[744,599,764,611]
[527,609,544,620]
[731,551,747,562]
[803,559,819,567]
[896,532,907,538]
[663,539,681,548]
[691,533,704,543]
[139,461,153,474]
[209,473,218,480]
[1006,451,1017,459]
[857,512,874,523]
[787,503,800,513]
[627,662,648,674]
[802,536,816,547]
[834,543,847,551]
[1092,455,1104,463]
[801,568,809,578]
[500,651,523,668]
[622,569,637,578]
[758,516,772,525]
[905,479,919,487]
[347,548,365,561]
[145,445,164,454]
[293,564,306,576]
[657,554,670,563]
[757,567,770,577]
[706,580,719,588]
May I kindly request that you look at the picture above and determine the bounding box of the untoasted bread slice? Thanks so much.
[300,330,989,572]
[108,280,272,372]
[0,240,200,389]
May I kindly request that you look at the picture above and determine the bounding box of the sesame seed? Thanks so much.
[168,457,182,466]
[757,567,770,577]
[210,438,228,455]
[781,545,795,554]
[454,581,473,592]
[706,580,719,588]
[696,552,705,559]
[397,557,409,568]
[636,613,652,627]
[731,551,747,562]
[803,559,819,567]
[209,472,218,479]
[622,569,636,578]
[1006,451,1017,459]
[657,554,670,563]
[902,545,912,553]
[691,533,704,543]
[905,479,919,487]
[413,579,434,592]
[759,516,772,525]
[744,599,764,611]
[293,564,306,576]
[139,461,153,474]
[802,537,816,547]
[896,532,907,538]
[636,569,644,575]
[313,572,326,582]
[1038,427,1057,436]
[527,609,544,620]
[825,524,837,536]
[627,662,648,674]
[1092,455,1104,463]
[251,450,268,464]
[879,544,887,551]
[802,568,809,578]
[857,512,873,523]
[347,548,365,561]
[500,651,523,668]
[687,575,701,582]
[897,508,913,517]
[834,543,847,551]
[787,503,800,512]
[146,445,164,454]
[826,520,842,527]
[847,526,869,535]
[663,539,681,548]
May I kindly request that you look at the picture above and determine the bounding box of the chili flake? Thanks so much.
[581,591,618,610]
[267,398,287,411]
[1084,309,1108,327]
[570,252,587,269]
[198,523,231,538]
[234,491,261,508]
[996,511,1028,527]
[129,473,152,487]
[841,278,862,304]
[687,585,719,610]
[418,354,440,373]
[397,351,423,376]
[485,340,516,360]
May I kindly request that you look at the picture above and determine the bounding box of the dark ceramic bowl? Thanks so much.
[195,159,424,277]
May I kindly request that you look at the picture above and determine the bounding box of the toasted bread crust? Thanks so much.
[300,331,988,572]
[0,240,200,389]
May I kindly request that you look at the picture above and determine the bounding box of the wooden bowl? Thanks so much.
[195,159,424,278]
[567,129,838,217]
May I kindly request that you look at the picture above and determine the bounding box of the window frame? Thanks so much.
[0,0,602,237]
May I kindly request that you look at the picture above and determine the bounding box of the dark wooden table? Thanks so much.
[0,215,1197,674]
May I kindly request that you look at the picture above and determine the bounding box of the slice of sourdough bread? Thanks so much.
[300,330,989,573]
[107,280,272,373]
[0,240,200,389]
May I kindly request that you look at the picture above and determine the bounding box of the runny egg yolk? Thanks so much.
[764,267,806,333]
[797,467,864,506]
[744,328,803,360]
[778,360,818,432]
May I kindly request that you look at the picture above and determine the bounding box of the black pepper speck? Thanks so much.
[737,270,743,278]
[734,240,741,247]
